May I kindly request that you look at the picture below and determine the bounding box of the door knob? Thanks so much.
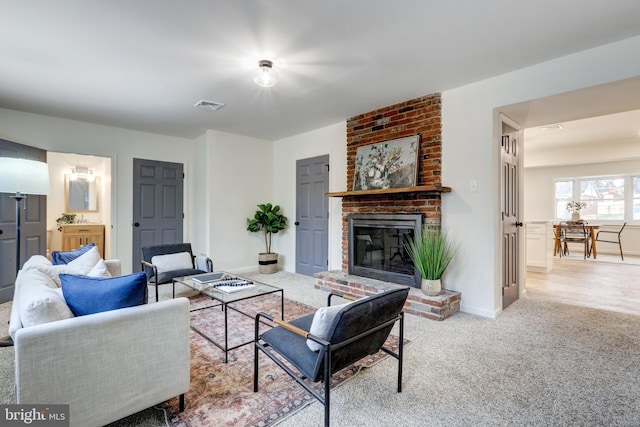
[0,229,3,235]
[134,222,140,227]
[514,222,523,227]
[294,221,300,226]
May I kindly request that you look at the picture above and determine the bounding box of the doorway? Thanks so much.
[47,152,112,259]
[500,76,640,310]
[295,155,329,276]
[132,158,184,272]
[0,139,47,303]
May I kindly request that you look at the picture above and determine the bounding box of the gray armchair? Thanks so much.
[141,243,213,301]
[254,287,409,427]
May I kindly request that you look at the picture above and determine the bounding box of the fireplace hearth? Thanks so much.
[348,214,422,287]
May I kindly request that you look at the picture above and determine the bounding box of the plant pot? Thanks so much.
[571,212,580,221]
[421,278,442,296]
[258,252,278,274]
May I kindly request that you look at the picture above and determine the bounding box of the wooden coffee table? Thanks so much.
[173,272,284,363]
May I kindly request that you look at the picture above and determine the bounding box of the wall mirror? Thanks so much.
[65,174,100,212]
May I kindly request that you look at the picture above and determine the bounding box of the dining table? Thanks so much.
[553,223,600,258]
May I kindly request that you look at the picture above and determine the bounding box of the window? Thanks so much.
[579,178,624,220]
[555,175,630,221]
[634,176,640,220]
[555,180,572,219]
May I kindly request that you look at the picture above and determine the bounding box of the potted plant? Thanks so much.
[246,203,288,273]
[55,213,77,231]
[566,201,586,221]
[404,225,456,296]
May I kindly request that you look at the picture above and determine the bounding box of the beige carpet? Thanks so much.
[2,270,640,426]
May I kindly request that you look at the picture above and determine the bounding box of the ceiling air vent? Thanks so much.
[193,100,225,111]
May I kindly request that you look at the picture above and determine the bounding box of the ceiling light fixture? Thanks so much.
[253,59,278,88]
[541,124,564,132]
[70,166,95,182]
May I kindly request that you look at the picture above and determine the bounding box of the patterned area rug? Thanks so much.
[161,294,404,427]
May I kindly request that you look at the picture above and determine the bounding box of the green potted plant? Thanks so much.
[566,201,586,221]
[55,213,77,231]
[404,225,456,296]
[246,203,288,273]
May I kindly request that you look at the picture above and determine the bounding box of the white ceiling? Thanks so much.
[1,1,640,141]
[525,109,640,151]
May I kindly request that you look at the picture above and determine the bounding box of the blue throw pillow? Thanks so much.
[51,243,96,265]
[61,272,148,316]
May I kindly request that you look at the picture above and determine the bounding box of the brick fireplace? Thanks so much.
[341,93,443,247]
[315,93,461,320]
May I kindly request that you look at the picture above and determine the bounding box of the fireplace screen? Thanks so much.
[348,214,422,287]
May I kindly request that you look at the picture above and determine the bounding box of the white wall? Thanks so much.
[272,122,347,272]
[525,139,640,169]
[442,35,640,318]
[194,129,273,272]
[0,108,197,274]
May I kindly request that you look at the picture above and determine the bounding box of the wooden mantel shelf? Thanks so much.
[325,185,451,198]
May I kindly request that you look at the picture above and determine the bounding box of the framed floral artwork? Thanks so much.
[352,135,419,191]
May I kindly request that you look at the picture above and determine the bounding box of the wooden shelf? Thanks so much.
[325,185,451,198]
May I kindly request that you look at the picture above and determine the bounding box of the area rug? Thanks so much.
[161,294,406,427]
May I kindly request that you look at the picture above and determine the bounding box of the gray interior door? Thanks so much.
[295,155,329,276]
[132,158,184,272]
[501,126,522,310]
[0,139,47,303]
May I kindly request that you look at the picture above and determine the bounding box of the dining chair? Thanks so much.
[559,221,590,259]
[594,222,626,260]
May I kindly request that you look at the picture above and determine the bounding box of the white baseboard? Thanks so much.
[459,303,499,319]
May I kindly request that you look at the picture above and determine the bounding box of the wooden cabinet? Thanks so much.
[61,224,105,258]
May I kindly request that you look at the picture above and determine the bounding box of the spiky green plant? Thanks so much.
[404,226,456,280]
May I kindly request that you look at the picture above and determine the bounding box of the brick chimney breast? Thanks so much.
[342,93,442,273]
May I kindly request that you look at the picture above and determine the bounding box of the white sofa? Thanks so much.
[9,255,191,427]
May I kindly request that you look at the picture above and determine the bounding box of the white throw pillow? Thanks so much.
[151,252,192,273]
[34,246,103,286]
[87,258,112,278]
[20,255,52,272]
[33,265,70,287]
[17,269,73,328]
[306,302,352,352]
[67,245,102,274]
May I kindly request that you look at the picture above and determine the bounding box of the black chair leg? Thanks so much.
[398,313,404,393]
[619,242,624,261]
[179,394,185,412]
[324,352,331,427]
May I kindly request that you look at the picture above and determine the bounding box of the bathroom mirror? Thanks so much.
[65,175,99,212]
